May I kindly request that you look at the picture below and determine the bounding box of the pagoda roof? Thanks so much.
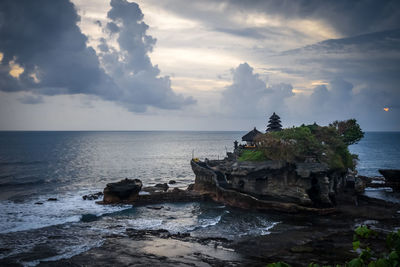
[242,127,262,142]
[269,112,281,120]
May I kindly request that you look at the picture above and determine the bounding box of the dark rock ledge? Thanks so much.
[32,207,400,267]
[97,167,399,217]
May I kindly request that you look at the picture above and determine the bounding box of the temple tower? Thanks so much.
[266,112,282,132]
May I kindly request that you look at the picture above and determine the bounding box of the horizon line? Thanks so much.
[0,130,399,133]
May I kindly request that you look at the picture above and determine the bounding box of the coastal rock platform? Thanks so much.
[33,199,400,267]
[1,178,399,267]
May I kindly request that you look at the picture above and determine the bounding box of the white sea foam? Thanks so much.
[260,221,280,235]
[24,239,104,267]
[126,218,164,230]
[0,193,130,233]
[198,215,222,228]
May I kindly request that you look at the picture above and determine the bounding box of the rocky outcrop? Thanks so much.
[191,160,336,213]
[102,178,142,204]
[82,192,103,200]
[379,169,400,191]
[98,178,209,206]
[191,158,354,209]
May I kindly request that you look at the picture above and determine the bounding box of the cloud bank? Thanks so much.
[138,0,400,45]
[222,59,399,130]
[0,0,195,112]
[221,63,293,117]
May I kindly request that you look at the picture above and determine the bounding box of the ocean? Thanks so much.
[0,131,399,265]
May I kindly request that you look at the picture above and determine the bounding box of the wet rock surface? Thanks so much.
[82,192,103,200]
[80,214,99,222]
[6,178,394,267]
[31,201,400,267]
[102,178,142,204]
[154,183,169,191]
[1,188,399,267]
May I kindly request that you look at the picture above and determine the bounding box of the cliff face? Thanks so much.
[191,158,347,208]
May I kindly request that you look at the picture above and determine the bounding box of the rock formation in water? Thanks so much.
[102,178,142,204]
[191,157,362,210]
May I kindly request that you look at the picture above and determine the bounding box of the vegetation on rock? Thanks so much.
[330,119,365,146]
[239,119,364,172]
[238,150,268,162]
[267,225,400,267]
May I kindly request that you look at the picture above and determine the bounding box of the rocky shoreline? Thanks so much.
[2,174,399,267]
[1,181,395,267]
[34,193,400,267]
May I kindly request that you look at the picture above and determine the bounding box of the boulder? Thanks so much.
[81,214,98,222]
[82,192,103,200]
[154,183,169,191]
[168,180,176,185]
[187,183,195,191]
[103,178,142,204]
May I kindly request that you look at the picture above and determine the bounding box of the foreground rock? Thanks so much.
[379,169,400,191]
[102,178,142,204]
[33,204,400,267]
[98,179,208,206]
[82,192,103,200]
[2,178,399,267]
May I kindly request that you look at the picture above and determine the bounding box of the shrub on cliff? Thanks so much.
[238,150,268,161]
[267,225,400,267]
[330,119,364,146]
[247,120,363,172]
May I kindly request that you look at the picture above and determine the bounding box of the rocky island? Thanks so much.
[101,114,369,213]
[190,114,366,212]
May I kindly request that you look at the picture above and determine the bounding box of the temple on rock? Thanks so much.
[241,127,262,146]
[239,112,282,147]
[191,111,363,210]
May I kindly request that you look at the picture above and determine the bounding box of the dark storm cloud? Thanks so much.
[276,29,400,103]
[0,0,195,112]
[99,0,195,112]
[106,22,120,34]
[0,0,110,95]
[285,30,400,130]
[228,0,400,36]
[143,0,400,40]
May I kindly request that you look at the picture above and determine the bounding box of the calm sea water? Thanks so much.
[0,131,399,265]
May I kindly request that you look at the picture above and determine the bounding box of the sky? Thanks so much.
[0,0,399,131]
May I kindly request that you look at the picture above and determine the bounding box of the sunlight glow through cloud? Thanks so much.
[9,60,24,78]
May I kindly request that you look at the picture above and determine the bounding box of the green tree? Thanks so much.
[329,119,364,146]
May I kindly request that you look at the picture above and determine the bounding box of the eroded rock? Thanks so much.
[103,178,142,204]
[82,192,103,200]
[154,183,169,191]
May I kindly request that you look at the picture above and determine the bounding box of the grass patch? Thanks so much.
[238,150,268,161]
